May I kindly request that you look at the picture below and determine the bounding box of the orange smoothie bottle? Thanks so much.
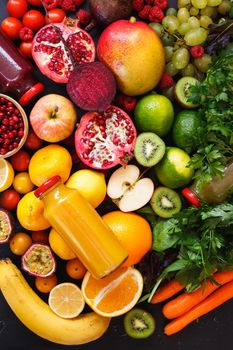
[34,176,128,279]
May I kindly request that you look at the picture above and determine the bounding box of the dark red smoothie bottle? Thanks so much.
[0,29,44,106]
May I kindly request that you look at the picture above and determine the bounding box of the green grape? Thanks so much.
[149,22,164,37]
[184,27,208,45]
[177,8,190,23]
[172,48,190,70]
[181,63,195,76]
[200,6,217,17]
[178,0,191,8]
[164,46,176,62]
[161,32,176,45]
[166,7,177,16]
[165,62,179,76]
[194,54,212,72]
[188,16,200,28]
[218,0,231,14]
[189,6,199,15]
[162,16,180,34]
[191,0,207,8]
[178,22,192,35]
[162,86,175,101]
[200,15,213,28]
[207,0,221,5]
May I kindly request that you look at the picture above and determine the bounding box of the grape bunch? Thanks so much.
[150,0,231,79]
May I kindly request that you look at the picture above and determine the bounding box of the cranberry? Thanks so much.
[2,118,9,125]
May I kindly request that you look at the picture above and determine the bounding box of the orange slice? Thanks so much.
[48,283,85,319]
[0,158,14,192]
[81,267,143,317]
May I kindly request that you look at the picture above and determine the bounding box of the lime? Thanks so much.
[134,93,174,137]
[154,147,194,189]
[172,110,205,154]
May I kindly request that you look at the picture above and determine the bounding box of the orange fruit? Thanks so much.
[49,283,85,318]
[35,273,58,294]
[81,266,143,317]
[17,191,51,231]
[0,158,14,192]
[49,228,76,260]
[102,211,152,267]
[66,258,87,280]
[28,144,72,186]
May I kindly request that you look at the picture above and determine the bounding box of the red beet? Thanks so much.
[66,61,117,112]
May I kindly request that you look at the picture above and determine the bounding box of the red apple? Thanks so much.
[30,94,77,143]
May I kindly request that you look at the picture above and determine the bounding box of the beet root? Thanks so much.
[67,62,117,112]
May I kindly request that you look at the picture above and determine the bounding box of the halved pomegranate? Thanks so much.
[0,209,14,244]
[32,18,95,83]
[22,244,56,277]
[75,105,137,170]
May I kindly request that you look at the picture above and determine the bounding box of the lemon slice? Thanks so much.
[49,283,85,319]
[0,158,14,192]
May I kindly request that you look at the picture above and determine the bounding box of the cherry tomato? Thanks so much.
[45,8,66,24]
[31,230,49,244]
[26,0,43,6]
[7,0,28,18]
[66,258,87,280]
[35,274,58,293]
[10,150,30,171]
[0,189,20,210]
[13,172,34,194]
[1,17,23,40]
[10,232,32,255]
[24,130,43,150]
[19,40,33,58]
[22,10,45,31]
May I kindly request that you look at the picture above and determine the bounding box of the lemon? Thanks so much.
[66,169,107,208]
[0,158,14,192]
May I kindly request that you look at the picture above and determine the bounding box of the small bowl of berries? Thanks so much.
[0,94,29,158]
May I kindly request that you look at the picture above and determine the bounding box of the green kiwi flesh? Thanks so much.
[175,77,200,108]
[151,187,182,218]
[134,132,165,167]
[123,308,156,339]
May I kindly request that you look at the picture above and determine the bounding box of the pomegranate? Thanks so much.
[32,18,95,83]
[75,105,137,170]
[22,243,56,277]
[0,209,14,244]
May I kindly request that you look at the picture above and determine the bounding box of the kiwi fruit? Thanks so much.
[150,187,182,218]
[175,77,200,108]
[123,308,156,339]
[134,132,165,167]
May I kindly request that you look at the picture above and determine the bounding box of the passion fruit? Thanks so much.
[22,243,56,277]
[0,208,14,244]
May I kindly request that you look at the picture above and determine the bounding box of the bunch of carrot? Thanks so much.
[150,270,233,335]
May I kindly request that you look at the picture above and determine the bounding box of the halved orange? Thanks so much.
[81,266,143,317]
[48,282,85,319]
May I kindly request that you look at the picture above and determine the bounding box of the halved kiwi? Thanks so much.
[134,132,165,167]
[150,187,182,218]
[175,77,200,108]
[123,308,156,339]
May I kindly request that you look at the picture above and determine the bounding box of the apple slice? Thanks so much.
[107,165,154,212]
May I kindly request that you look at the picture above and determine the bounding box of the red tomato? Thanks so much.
[7,0,28,18]
[19,40,33,58]
[0,189,20,210]
[24,130,43,150]
[45,8,66,24]
[22,10,45,31]
[10,150,30,171]
[31,230,49,244]
[1,17,23,40]
[26,0,42,6]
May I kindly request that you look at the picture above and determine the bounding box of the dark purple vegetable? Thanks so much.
[205,20,233,55]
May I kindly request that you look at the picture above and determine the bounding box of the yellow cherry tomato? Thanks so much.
[13,172,34,194]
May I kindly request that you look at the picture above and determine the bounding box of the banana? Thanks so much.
[0,259,111,345]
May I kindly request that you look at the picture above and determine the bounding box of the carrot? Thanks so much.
[150,279,185,304]
[163,270,233,319]
[164,278,233,336]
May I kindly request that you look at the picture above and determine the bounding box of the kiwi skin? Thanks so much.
[123,308,156,339]
[151,187,182,218]
[134,132,166,167]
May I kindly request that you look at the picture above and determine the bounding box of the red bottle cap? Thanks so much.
[182,188,202,208]
[34,176,61,198]
[19,83,44,106]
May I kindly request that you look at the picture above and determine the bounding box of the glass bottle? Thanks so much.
[34,176,128,279]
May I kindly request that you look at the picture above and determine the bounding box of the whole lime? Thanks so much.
[172,110,205,154]
[134,93,174,137]
[154,147,194,189]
